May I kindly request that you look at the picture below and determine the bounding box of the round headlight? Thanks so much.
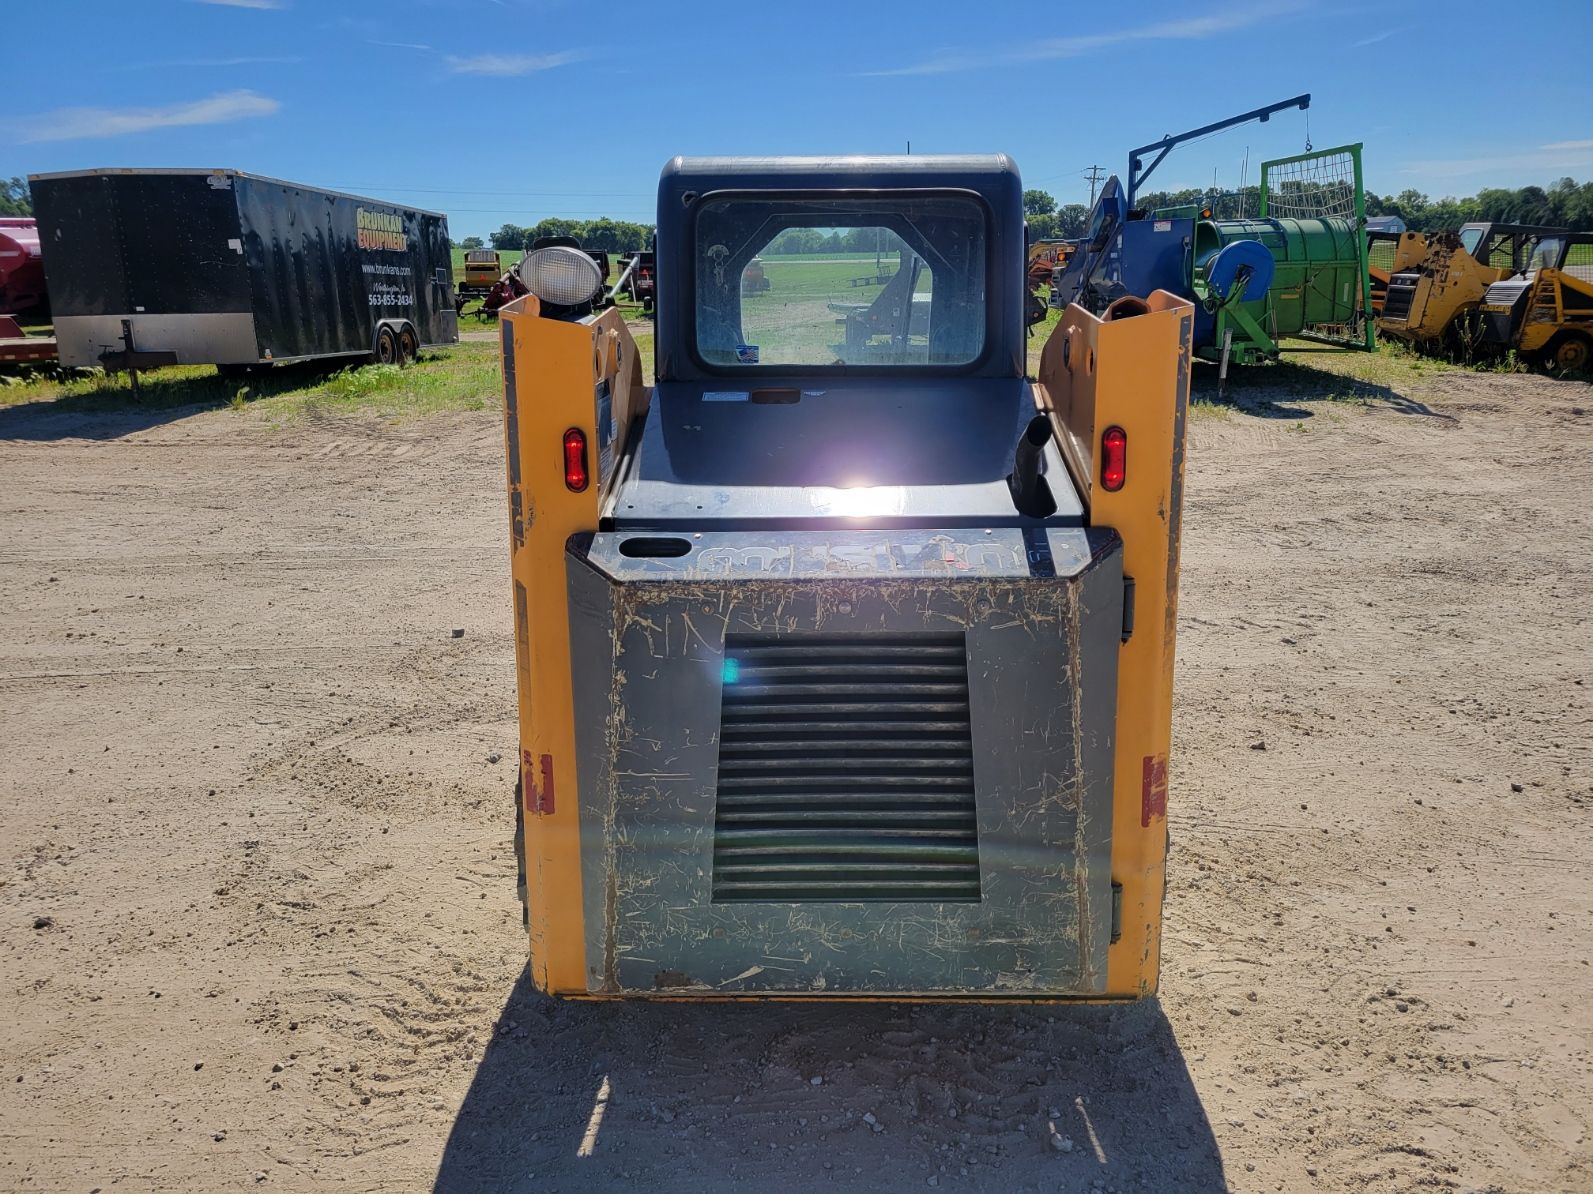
[517,246,604,307]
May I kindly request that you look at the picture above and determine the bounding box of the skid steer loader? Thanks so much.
[1378,223,1562,351]
[498,155,1194,1000]
[1475,231,1593,371]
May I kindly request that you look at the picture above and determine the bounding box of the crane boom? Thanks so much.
[1126,94,1310,208]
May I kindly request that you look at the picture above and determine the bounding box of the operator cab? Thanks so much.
[1456,223,1563,273]
[1520,233,1593,279]
[612,156,1069,532]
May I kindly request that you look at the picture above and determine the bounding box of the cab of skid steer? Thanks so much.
[499,155,1194,1001]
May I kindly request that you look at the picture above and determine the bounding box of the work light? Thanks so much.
[518,246,604,308]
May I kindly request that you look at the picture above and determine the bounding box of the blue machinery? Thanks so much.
[1054,97,1376,366]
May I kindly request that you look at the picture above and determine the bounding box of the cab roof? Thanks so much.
[659,154,1021,194]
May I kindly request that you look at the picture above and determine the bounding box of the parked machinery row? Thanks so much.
[1048,96,1376,368]
[1376,224,1593,370]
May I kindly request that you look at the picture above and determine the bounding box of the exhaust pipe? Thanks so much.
[1007,414,1057,518]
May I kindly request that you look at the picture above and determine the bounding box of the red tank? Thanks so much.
[0,218,47,316]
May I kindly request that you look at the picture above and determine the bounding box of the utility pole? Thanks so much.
[1084,164,1105,206]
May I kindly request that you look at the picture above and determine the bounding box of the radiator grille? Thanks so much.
[1382,272,1419,323]
[711,633,980,903]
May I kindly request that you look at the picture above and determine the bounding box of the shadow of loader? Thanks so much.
[434,972,1228,1193]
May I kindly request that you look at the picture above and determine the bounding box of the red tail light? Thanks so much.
[1101,426,1127,492]
[563,427,589,492]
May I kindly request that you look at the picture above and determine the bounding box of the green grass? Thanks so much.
[1187,334,1533,411]
[728,258,938,363]
[630,329,654,383]
[752,258,921,298]
[1026,307,1064,375]
[760,252,893,263]
[0,340,505,424]
[1023,305,1497,411]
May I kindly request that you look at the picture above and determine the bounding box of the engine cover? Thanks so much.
[564,525,1123,996]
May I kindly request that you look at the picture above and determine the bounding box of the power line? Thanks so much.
[1084,165,1106,207]
[327,184,651,198]
[438,207,656,216]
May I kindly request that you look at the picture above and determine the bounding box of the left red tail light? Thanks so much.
[563,427,589,493]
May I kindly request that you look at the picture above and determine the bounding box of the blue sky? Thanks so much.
[9,0,1592,239]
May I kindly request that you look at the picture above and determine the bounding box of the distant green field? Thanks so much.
[760,251,891,263]
[735,257,931,363]
[754,259,890,297]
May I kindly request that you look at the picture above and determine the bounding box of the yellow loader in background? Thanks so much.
[1476,232,1593,371]
[1378,222,1562,352]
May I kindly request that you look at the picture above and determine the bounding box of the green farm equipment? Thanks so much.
[1054,98,1375,368]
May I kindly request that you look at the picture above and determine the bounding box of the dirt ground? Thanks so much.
[1,362,1589,1193]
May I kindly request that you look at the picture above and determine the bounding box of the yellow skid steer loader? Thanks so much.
[499,155,1194,1001]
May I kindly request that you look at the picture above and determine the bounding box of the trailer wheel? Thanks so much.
[397,324,419,365]
[1545,331,1591,374]
[375,324,399,365]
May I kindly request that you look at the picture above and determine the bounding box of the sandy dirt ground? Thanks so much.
[0,364,1589,1193]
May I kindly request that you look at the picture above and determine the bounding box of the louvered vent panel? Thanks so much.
[1382,273,1419,323]
[711,633,980,903]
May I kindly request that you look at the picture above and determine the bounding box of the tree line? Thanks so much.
[1,177,31,218]
[765,227,908,255]
[482,218,655,253]
[11,171,1589,241]
[1023,177,1593,233]
[1364,177,1593,232]
[1023,189,1092,240]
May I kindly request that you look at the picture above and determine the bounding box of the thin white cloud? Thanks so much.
[862,3,1301,76]
[1353,28,1400,47]
[189,0,286,8]
[368,39,433,51]
[117,55,303,69]
[1399,144,1593,181]
[16,90,281,143]
[444,50,584,76]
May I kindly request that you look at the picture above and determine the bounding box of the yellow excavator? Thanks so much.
[497,155,1194,1001]
[1378,223,1562,352]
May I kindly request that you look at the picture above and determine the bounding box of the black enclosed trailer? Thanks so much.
[29,168,458,372]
